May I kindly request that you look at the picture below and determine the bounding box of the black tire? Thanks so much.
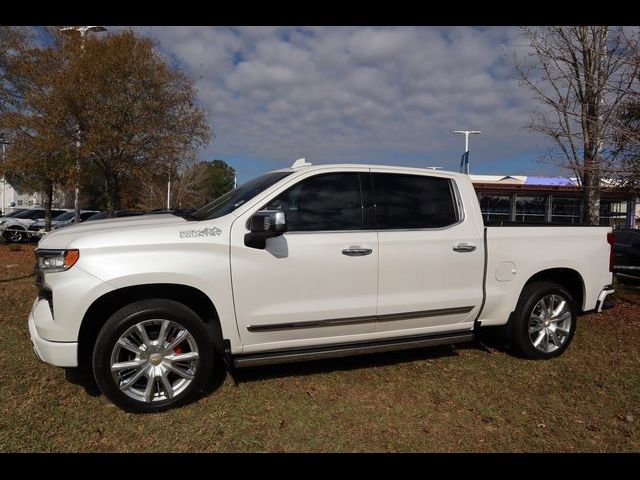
[92,299,215,413]
[3,228,25,243]
[509,281,577,359]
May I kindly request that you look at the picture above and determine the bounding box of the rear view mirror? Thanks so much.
[245,210,287,249]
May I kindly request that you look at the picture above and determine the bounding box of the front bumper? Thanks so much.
[595,285,616,312]
[28,299,78,367]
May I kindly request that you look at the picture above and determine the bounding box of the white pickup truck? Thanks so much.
[29,162,616,412]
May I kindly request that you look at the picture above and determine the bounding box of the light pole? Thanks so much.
[60,26,108,222]
[167,166,171,210]
[1,139,8,215]
[454,130,481,175]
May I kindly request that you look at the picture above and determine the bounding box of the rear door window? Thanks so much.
[372,173,459,229]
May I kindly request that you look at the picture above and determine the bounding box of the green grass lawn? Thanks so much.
[1,243,639,452]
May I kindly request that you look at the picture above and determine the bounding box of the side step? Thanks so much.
[233,331,474,368]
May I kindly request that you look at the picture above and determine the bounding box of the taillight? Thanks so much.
[607,232,616,273]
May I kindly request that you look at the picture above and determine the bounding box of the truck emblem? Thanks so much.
[179,227,222,239]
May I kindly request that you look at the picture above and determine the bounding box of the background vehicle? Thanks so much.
[29,162,615,412]
[1,208,68,243]
[84,210,145,221]
[0,209,26,219]
[148,208,195,219]
[614,229,640,283]
[27,210,100,240]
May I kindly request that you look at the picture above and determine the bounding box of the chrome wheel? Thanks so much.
[110,319,199,403]
[528,293,572,354]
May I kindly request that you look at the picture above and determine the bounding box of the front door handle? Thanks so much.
[342,247,373,257]
[453,243,476,253]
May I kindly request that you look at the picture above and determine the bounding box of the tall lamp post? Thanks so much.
[60,26,108,223]
[1,139,8,215]
[454,130,481,175]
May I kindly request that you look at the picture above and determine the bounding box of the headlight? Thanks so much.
[36,249,80,272]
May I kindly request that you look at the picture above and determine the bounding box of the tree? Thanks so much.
[204,159,236,202]
[0,26,31,114]
[64,30,211,216]
[0,35,77,230]
[612,34,640,194]
[136,159,236,211]
[514,26,640,224]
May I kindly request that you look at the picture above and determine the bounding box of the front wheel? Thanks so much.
[3,228,25,243]
[92,299,214,413]
[509,281,577,359]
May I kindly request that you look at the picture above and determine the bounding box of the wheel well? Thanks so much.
[77,284,223,370]
[524,268,585,312]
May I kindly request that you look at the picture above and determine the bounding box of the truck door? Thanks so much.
[371,169,484,335]
[230,169,379,353]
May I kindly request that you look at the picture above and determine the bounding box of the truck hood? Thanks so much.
[38,214,189,249]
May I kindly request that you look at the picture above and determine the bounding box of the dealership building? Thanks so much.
[0,177,42,215]
[471,175,638,229]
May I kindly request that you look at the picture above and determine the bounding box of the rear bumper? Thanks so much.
[595,285,615,312]
[28,300,78,367]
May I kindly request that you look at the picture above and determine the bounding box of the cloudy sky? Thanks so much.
[121,26,547,183]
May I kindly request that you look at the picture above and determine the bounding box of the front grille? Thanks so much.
[28,225,41,232]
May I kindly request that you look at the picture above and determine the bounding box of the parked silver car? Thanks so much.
[27,210,100,240]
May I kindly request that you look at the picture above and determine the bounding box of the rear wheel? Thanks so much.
[510,281,577,359]
[92,299,214,413]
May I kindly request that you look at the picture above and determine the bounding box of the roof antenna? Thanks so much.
[291,158,312,168]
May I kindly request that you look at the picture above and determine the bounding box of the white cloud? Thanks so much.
[119,26,545,175]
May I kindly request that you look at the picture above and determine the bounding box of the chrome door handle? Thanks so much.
[453,243,476,253]
[342,248,373,257]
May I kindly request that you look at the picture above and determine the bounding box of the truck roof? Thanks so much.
[272,162,465,178]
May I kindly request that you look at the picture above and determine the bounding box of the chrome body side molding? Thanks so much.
[247,306,475,333]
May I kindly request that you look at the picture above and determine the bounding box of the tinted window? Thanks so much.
[85,212,106,221]
[80,211,97,221]
[372,173,458,229]
[54,211,75,221]
[265,173,363,231]
[13,209,42,219]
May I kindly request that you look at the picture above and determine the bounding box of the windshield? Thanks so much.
[53,211,75,221]
[191,171,293,221]
[2,210,25,218]
[13,209,41,219]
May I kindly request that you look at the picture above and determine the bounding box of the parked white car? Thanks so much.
[1,208,69,243]
[29,161,615,412]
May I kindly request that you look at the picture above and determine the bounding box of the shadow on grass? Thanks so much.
[62,339,508,400]
[65,368,101,397]
[231,342,490,385]
[63,356,230,400]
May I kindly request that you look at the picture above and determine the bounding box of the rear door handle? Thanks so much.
[453,243,476,253]
[342,247,373,257]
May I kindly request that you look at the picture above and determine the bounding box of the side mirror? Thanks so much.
[244,210,287,249]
